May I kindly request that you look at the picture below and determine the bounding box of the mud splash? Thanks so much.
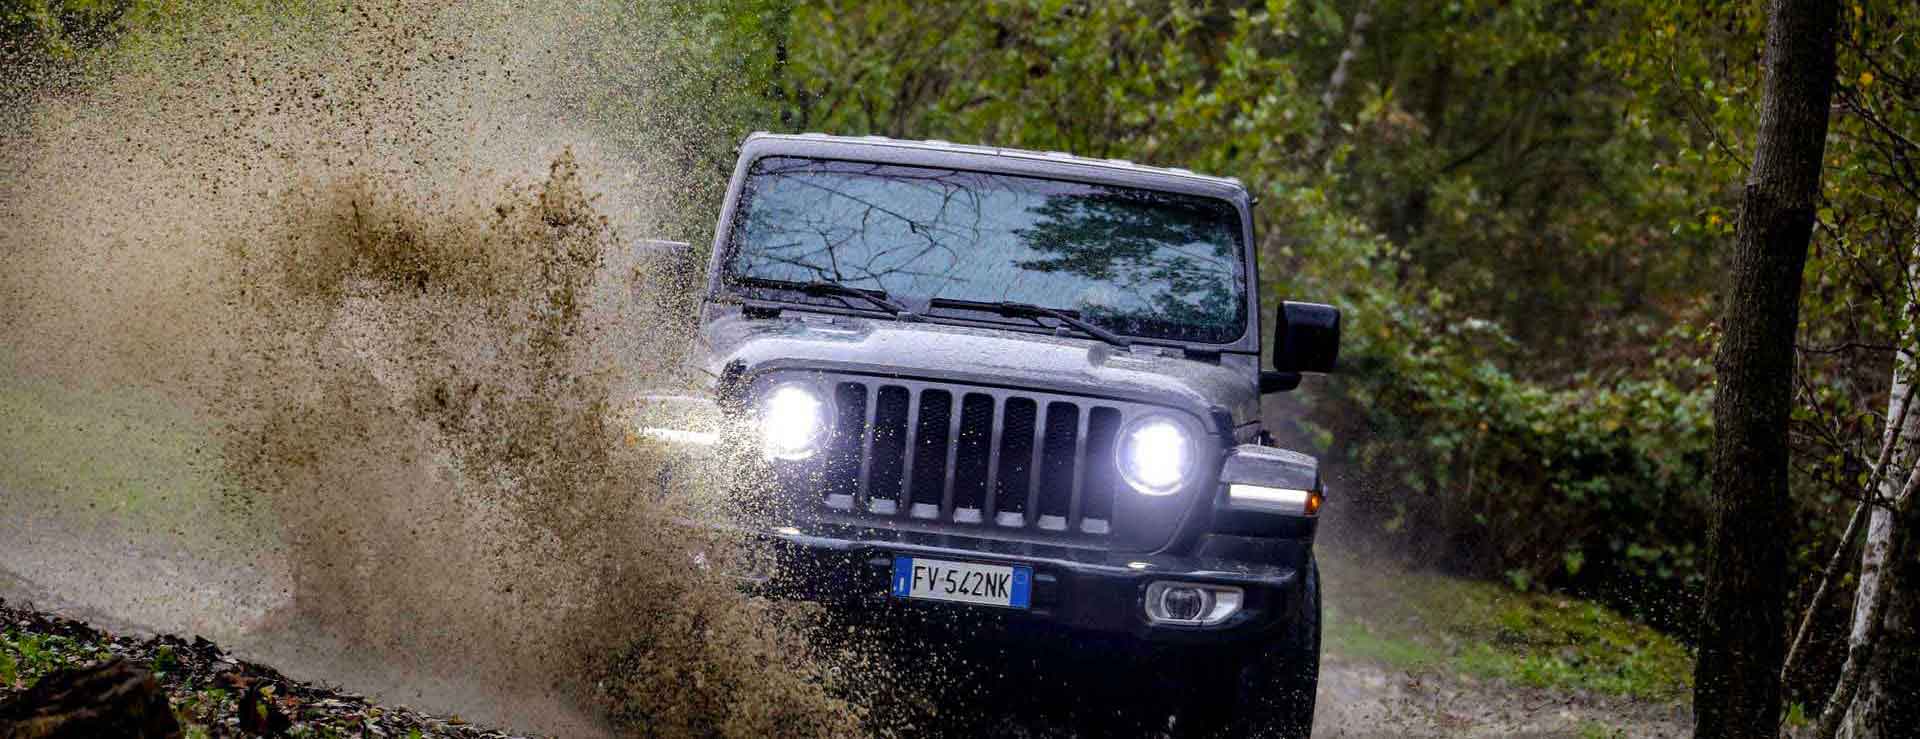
[216,153,857,737]
[1,1,859,735]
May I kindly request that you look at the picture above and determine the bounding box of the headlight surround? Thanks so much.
[1116,414,1195,495]
[758,382,831,461]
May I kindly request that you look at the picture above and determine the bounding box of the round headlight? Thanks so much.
[759,383,829,460]
[1117,414,1194,495]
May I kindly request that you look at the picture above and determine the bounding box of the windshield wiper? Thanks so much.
[929,298,1131,348]
[734,276,915,319]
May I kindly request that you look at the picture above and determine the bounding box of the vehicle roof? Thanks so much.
[740,132,1250,201]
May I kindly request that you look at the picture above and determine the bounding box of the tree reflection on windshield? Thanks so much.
[1014,188,1242,339]
[727,156,1247,343]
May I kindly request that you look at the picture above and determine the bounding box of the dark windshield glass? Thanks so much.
[725,157,1248,343]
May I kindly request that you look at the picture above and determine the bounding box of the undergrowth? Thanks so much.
[1321,548,1694,702]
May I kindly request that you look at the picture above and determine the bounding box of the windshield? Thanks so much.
[724,156,1249,344]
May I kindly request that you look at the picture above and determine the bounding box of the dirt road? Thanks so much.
[1,486,1688,738]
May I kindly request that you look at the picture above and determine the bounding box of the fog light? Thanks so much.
[1161,586,1207,621]
[1144,581,1244,626]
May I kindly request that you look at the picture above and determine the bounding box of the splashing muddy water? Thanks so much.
[0,2,861,735]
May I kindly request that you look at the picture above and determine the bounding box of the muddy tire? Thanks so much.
[1170,559,1321,738]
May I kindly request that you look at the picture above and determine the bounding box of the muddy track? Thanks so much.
[1,484,1689,738]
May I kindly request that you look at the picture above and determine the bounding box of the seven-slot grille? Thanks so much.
[796,375,1154,537]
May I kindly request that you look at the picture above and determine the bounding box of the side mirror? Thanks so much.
[1273,301,1340,374]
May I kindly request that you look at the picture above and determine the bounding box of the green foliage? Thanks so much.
[1784,701,1811,728]
[1316,291,1717,598]
[172,685,230,730]
[0,0,165,60]
[0,628,113,688]
[151,643,175,675]
[2,1,334,133]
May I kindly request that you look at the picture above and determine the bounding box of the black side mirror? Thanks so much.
[1273,301,1340,374]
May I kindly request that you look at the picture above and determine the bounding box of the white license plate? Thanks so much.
[890,555,1032,609]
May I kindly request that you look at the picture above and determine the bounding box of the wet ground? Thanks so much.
[1,483,1689,738]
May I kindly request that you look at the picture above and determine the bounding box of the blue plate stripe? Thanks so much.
[892,555,914,596]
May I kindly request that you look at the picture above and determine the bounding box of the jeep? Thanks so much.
[660,132,1339,737]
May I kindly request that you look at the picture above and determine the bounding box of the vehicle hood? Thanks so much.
[699,309,1257,428]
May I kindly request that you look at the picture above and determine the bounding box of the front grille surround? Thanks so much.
[756,370,1210,547]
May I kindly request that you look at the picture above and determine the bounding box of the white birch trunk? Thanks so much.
[1837,212,1920,739]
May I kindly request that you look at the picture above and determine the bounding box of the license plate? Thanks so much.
[890,555,1032,609]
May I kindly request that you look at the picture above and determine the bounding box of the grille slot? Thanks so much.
[1037,402,1079,527]
[821,383,867,505]
[951,393,995,518]
[995,397,1038,523]
[776,375,1165,540]
[867,386,911,511]
[1081,407,1123,524]
[908,389,953,514]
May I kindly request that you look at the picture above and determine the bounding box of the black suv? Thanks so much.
[665,133,1338,737]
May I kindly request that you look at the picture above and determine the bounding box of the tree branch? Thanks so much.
[1780,376,1917,685]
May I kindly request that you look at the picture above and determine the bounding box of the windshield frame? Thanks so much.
[706,140,1261,353]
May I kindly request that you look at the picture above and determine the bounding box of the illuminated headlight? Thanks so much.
[1117,414,1194,495]
[758,383,829,460]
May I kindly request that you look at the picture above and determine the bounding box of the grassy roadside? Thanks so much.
[1320,547,1694,704]
[0,367,263,549]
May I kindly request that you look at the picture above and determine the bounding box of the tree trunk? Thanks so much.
[1847,500,1920,738]
[1306,1,1374,167]
[1838,215,1920,739]
[1691,0,1840,737]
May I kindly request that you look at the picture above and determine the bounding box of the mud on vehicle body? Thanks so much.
[655,133,1340,737]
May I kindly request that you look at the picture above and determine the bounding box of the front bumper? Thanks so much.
[758,522,1311,644]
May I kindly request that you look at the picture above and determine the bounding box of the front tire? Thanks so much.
[1170,559,1321,738]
